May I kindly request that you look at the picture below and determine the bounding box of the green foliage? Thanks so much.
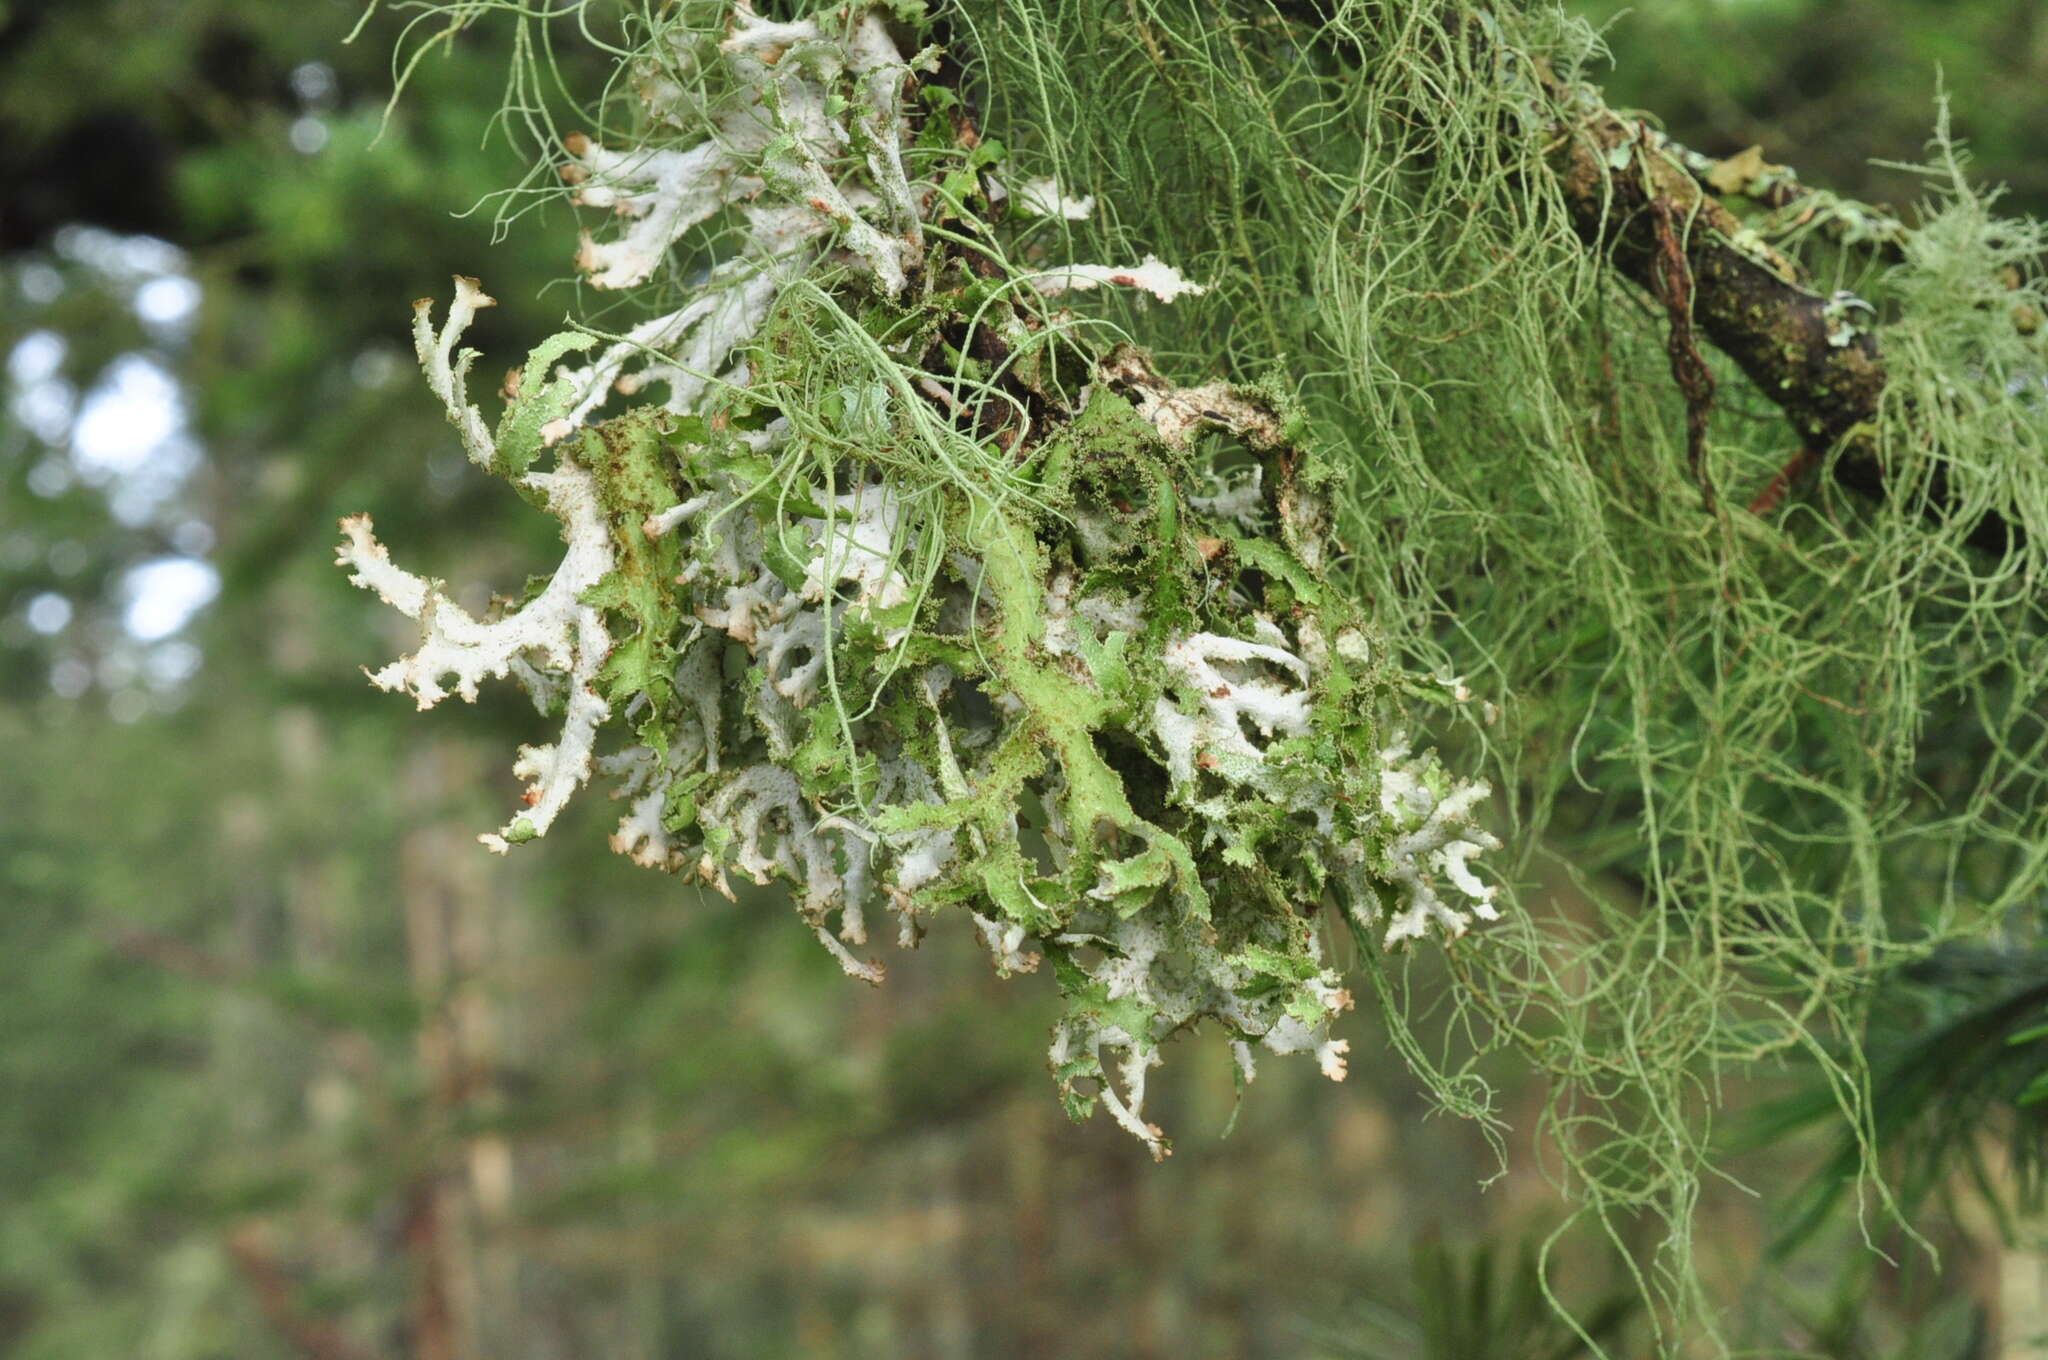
[1310,1235,1641,1360]
[1739,943,2048,1256]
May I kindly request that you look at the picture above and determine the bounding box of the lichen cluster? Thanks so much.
[341,1,1500,1155]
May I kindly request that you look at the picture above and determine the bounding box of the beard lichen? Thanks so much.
[339,0,1501,1157]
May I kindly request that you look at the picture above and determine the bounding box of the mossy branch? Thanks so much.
[1269,0,2012,548]
[1535,75,2006,545]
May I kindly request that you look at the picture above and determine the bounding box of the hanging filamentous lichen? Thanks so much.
[338,2,1500,1156]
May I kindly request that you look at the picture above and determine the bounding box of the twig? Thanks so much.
[1747,447,1823,517]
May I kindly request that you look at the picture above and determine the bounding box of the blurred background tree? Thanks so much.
[0,1,2043,1356]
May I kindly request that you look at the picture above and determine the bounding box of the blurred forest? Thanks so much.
[2,1,2046,1356]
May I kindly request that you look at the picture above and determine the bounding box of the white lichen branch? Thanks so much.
[1374,737,1504,945]
[340,283,620,854]
[1031,255,1209,304]
[412,276,500,470]
[336,464,615,853]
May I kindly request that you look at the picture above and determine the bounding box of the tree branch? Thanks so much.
[1544,90,1879,502]
[1262,1,2014,551]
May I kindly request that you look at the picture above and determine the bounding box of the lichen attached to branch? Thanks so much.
[342,1,1503,1158]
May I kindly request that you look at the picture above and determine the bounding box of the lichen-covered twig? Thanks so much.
[1537,71,2025,550]
[1541,85,1920,532]
[1267,0,2013,548]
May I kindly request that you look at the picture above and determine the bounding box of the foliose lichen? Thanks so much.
[338,0,1502,1156]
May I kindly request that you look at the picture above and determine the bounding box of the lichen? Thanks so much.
[341,0,1502,1157]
